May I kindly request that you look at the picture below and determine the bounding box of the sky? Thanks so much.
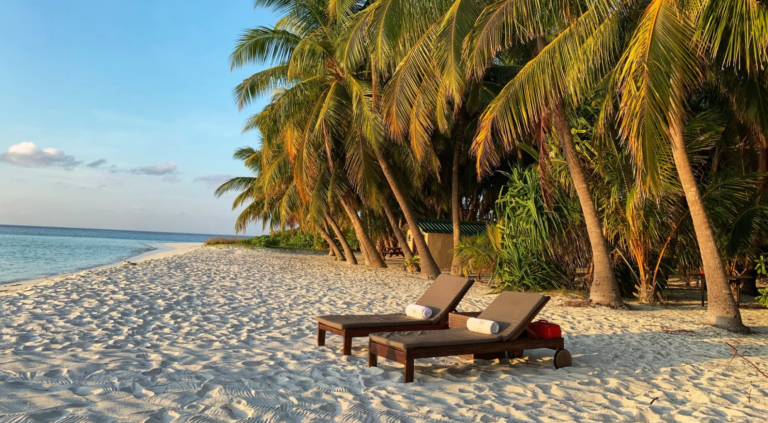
[0,0,278,235]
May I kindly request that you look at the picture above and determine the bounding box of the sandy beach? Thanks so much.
[0,246,766,422]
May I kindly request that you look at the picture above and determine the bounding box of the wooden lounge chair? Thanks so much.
[316,275,475,355]
[367,291,572,382]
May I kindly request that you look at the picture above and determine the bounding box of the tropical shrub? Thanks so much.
[403,256,420,274]
[756,288,768,307]
[204,237,244,245]
[453,226,501,284]
[240,230,329,250]
[243,235,280,248]
[756,255,767,280]
[493,168,570,291]
[494,246,565,293]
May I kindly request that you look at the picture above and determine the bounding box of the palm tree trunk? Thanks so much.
[376,152,441,279]
[318,226,345,261]
[381,200,414,260]
[359,236,373,265]
[340,194,387,268]
[450,118,466,275]
[553,102,623,307]
[670,117,747,332]
[325,213,357,265]
[467,192,479,221]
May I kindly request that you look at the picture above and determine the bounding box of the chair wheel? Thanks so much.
[554,349,572,369]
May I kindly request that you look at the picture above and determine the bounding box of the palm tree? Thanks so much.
[229,0,390,267]
[337,0,481,279]
[464,0,631,306]
[606,0,768,331]
[339,0,530,277]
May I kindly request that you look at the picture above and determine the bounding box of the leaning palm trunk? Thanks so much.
[358,235,373,265]
[340,194,387,268]
[318,225,345,261]
[670,118,747,332]
[376,153,441,279]
[381,200,414,260]
[554,103,623,307]
[325,213,357,265]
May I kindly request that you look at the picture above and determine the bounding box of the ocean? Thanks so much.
[0,225,234,284]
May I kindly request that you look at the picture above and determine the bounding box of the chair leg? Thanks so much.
[510,350,523,359]
[317,328,326,346]
[368,352,377,367]
[342,335,352,355]
[404,358,414,383]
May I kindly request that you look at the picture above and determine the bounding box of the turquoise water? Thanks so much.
[0,225,232,283]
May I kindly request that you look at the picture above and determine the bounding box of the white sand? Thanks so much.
[0,246,766,422]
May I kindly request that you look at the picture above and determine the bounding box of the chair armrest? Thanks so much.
[448,312,482,329]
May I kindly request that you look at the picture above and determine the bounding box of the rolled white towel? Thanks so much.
[467,317,499,335]
[405,304,433,319]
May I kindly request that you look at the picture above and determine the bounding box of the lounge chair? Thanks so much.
[367,291,572,382]
[316,275,475,355]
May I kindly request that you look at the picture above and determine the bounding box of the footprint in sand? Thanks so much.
[227,399,253,419]
[147,409,180,423]
[71,386,105,396]
[141,367,163,376]
[43,368,68,378]
[119,382,155,399]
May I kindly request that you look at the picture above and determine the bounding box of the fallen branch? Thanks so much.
[644,324,694,334]
[562,299,590,308]
[725,342,768,381]
[649,397,659,405]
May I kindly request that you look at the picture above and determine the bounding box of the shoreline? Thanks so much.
[0,242,201,295]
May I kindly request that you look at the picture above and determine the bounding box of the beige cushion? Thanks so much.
[370,329,500,349]
[316,314,427,330]
[416,275,474,323]
[477,291,547,341]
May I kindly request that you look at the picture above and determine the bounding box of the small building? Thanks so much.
[404,219,487,270]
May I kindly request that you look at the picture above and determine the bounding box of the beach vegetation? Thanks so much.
[403,256,421,274]
[453,227,500,285]
[757,288,768,307]
[242,235,281,248]
[204,237,246,246]
[241,231,325,250]
[217,0,768,332]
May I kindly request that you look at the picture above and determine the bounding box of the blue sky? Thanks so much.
[0,0,277,234]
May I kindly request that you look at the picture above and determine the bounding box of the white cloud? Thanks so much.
[0,142,82,169]
[130,160,177,176]
[193,174,233,189]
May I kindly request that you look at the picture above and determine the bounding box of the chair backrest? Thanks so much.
[415,274,475,324]
[477,291,549,341]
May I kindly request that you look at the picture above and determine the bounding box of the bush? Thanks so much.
[275,231,317,249]
[242,235,280,248]
[240,231,322,250]
[204,237,245,245]
[493,168,569,292]
[494,245,565,292]
[756,288,768,307]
